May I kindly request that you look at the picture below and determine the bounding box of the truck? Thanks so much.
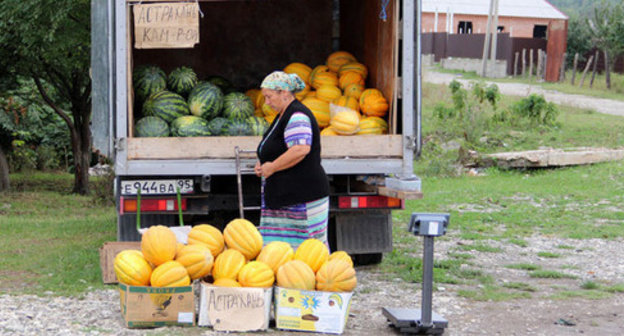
[91,0,422,265]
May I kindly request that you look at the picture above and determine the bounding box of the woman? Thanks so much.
[255,71,330,249]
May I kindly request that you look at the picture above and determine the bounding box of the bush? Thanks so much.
[36,145,60,171]
[510,94,559,127]
[91,169,115,206]
[8,140,37,172]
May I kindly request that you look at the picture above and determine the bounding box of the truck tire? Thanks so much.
[354,253,383,265]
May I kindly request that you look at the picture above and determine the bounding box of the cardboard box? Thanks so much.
[99,241,141,284]
[118,283,195,328]
[198,282,272,331]
[274,287,353,334]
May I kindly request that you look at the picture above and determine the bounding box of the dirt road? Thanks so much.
[423,70,624,117]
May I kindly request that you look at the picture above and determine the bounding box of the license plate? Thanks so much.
[120,179,193,195]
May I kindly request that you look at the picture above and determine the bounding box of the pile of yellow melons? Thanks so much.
[245,51,389,136]
[113,219,356,292]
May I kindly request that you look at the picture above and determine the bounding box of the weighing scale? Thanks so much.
[383,213,450,335]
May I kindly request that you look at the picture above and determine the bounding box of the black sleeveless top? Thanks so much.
[257,99,329,208]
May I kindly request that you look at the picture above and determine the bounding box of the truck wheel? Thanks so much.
[354,253,383,265]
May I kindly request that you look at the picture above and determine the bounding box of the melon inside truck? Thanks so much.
[91,0,421,265]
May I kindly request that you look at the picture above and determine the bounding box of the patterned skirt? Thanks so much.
[259,196,329,249]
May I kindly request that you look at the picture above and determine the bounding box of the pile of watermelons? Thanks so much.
[133,65,269,138]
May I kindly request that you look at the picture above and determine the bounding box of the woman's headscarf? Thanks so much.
[260,71,306,93]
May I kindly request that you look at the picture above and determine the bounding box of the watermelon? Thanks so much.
[224,119,252,136]
[134,116,170,137]
[167,66,198,98]
[207,75,234,94]
[246,116,269,136]
[142,90,190,123]
[171,116,211,137]
[207,117,230,136]
[133,65,167,104]
[188,82,224,120]
[222,92,254,120]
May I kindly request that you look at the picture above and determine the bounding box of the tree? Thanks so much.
[565,15,592,67]
[587,1,624,89]
[0,0,91,194]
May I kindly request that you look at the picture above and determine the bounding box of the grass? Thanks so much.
[0,173,116,296]
[549,290,611,300]
[529,270,577,279]
[537,252,562,258]
[502,282,537,292]
[429,66,624,101]
[458,285,532,301]
[505,263,541,271]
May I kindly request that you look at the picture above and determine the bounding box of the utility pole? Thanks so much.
[490,0,500,62]
[481,0,495,77]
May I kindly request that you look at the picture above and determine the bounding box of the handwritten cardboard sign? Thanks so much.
[133,2,199,49]
[198,284,272,331]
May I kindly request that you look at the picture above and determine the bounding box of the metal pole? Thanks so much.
[421,236,435,327]
[235,146,245,218]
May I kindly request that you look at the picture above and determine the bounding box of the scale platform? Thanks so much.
[383,307,448,335]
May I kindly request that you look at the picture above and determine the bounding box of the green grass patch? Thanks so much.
[448,252,474,261]
[556,244,575,250]
[508,238,528,247]
[0,173,116,296]
[457,285,532,301]
[505,263,541,271]
[502,282,537,292]
[537,252,562,258]
[581,281,600,290]
[603,284,624,293]
[549,290,611,300]
[529,270,577,279]
[456,244,503,253]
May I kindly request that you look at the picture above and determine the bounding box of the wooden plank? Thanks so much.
[391,0,399,135]
[471,148,624,169]
[99,241,141,284]
[127,135,403,160]
[378,186,423,200]
[127,4,135,138]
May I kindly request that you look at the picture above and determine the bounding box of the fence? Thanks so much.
[423,32,548,78]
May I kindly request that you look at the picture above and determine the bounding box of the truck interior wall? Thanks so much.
[340,0,399,134]
[132,0,333,90]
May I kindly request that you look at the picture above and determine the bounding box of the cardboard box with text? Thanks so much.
[119,283,195,328]
[274,286,353,334]
[198,282,272,332]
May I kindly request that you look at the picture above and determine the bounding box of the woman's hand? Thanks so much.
[254,161,262,177]
[260,162,276,178]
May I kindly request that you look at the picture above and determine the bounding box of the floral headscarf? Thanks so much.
[260,71,306,93]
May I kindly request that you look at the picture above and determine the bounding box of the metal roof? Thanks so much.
[422,0,568,20]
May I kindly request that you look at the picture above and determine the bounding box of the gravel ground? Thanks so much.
[1,236,623,335]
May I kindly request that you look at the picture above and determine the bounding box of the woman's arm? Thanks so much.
[259,144,310,178]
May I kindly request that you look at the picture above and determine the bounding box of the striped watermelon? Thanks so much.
[171,116,211,137]
[142,90,190,123]
[223,93,254,120]
[133,65,167,104]
[167,66,198,97]
[246,116,269,136]
[134,116,170,137]
[224,119,252,136]
[207,75,234,94]
[207,117,230,136]
[188,82,224,120]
